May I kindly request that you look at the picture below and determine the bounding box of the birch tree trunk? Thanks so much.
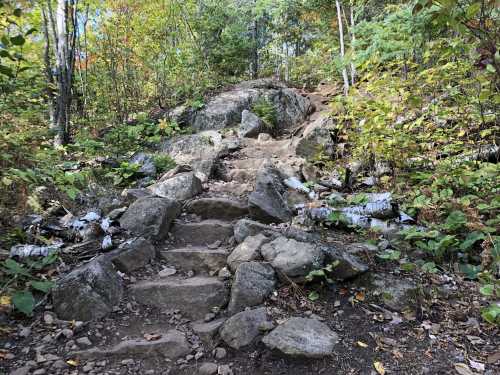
[336,0,349,95]
[349,1,356,85]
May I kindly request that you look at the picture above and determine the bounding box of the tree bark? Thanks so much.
[349,1,356,85]
[336,0,349,95]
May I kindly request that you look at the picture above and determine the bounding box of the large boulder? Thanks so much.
[220,307,272,349]
[148,172,202,201]
[262,317,339,358]
[190,79,311,133]
[107,237,156,273]
[227,234,270,272]
[119,197,181,240]
[161,131,239,182]
[239,110,266,138]
[233,219,277,243]
[295,115,336,159]
[228,262,276,314]
[248,166,292,223]
[53,257,123,321]
[260,237,324,279]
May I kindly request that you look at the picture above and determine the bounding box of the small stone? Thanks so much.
[82,362,94,372]
[199,362,218,375]
[43,312,54,325]
[121,359,134,365]
[217,267,231,280]
[76,336,92,346]
[60,328,74,339]
[33,370,46,375]
[204,313,216,322]
[159,267,177,278]
[213,347,227,360]
[9,366,31,375]
[195,352,204,360]
[217,364,233,375]
[19,327,31,338]
[207,240,222,249]
[52,360,68,370]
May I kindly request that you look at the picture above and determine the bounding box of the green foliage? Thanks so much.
[251,97,277,129]
[1,251,58,316]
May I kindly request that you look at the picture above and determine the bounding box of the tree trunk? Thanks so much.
[336,0,349,95]
[251,18,259,79]
[349,2,356,85]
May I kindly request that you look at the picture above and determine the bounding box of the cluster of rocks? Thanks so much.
[7,79,420,374]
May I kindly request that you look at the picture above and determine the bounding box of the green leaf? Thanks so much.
[479,284,494,297]
[377,250,401,261]
[460,263,482,279]
[444,210,467,231]
[459,231,485,251]
[3,259,31,277]
[10,35,25,46]
[400,263,416,272]
[13,8,22,17]
[30,280,54,293]
[481,303,500,324]
[12,290,35,316]
[0,64,14,77]
[308,291,320,301]
[486,64,496,74]
[422,262,438,273]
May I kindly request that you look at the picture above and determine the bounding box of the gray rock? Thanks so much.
[148,172,202,201]
[260,237,324,279]
[171,220,234,246]
[217,364,233,375]
[233,219,277,243]
[239,110,266,138]
[321,245,369,281]
[185,198,248,221]
[161,248,227,274]
[129,276,229,320]
[191,319,226,349]
[120,197,181,240]
[295,115,336,159]
[228,262,276,314]
[72,330,190,360]
[369,274,418,311]
[199,362,218,375]
[220,307,271,349]
[129,152,156,176]
[213,347,227,359]
[227,234,270,272]
[107,237,156,273]
[248,166,292,223]
[9,367,31,375]
[262,317,339,358]
[161,131,238,182]
[121,188,152,202]
[53,257,123,321]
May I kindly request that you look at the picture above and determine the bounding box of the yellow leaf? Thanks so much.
[357,341,368,348]
[66,359,79,366]
[0,296,11,306]
[374,361,385,375]
[355,291,365,302]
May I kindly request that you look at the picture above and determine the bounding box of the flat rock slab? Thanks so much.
[220,307,271,349]
[71,330,190,360]
[260,236,324,279]
[185,198,249,221]
[171,220,234,246]
[120,197,181,240]
[148,172,202,201]
[228,262,276,314]
[129,276,229,320]
[262,317,339,358]
[53,257,123,321]
[161,248,228,274]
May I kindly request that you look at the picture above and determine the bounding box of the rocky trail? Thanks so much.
[2,80,498,375]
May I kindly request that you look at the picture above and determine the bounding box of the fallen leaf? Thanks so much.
[66,359,79,366]
[454,363,474,375]
[357,341,368,348]
[487,350,500,364]
[392,349,404,360]
[355,291,365,301]
[144,333,162,341]
[0,295,11,306]
[374,361,385,375]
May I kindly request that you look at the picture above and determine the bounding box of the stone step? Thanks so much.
[171,220,234,246]
[208,181,253,196]
[129,276,229,320]
[184,197,248,221]
[225,168,259,183]
[160,247,228,274]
